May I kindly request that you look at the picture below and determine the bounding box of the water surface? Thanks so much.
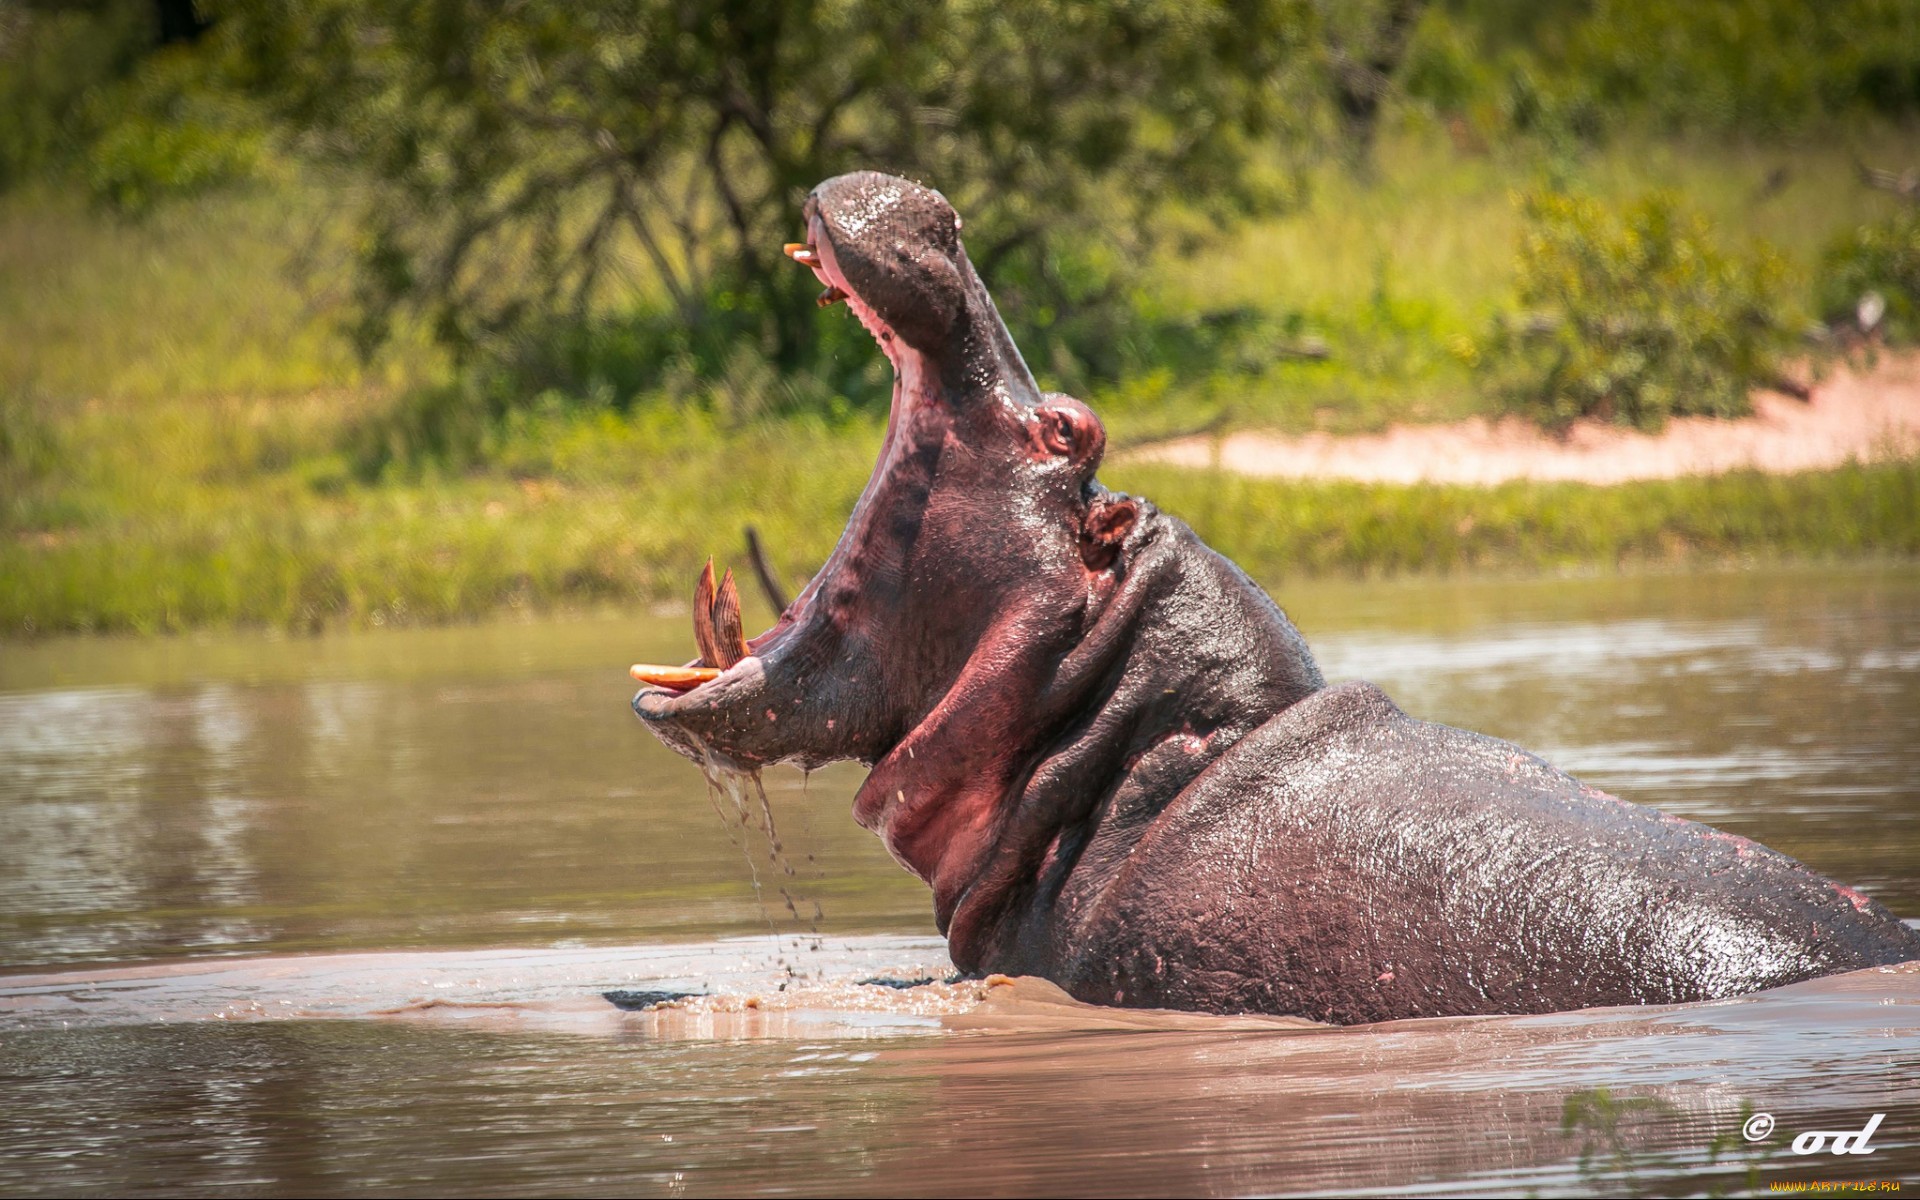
[2,564,1917,1196]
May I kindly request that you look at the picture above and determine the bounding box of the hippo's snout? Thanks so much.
[631,654,784,768]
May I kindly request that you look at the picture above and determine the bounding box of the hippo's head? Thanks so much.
[636,172,1318,963]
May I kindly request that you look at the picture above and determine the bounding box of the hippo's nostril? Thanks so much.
[1041,410,1076,455]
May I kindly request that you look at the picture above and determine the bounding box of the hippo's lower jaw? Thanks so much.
[632,656,770,770]
[632,171,1920,1023]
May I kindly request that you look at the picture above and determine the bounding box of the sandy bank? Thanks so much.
[1127,353,1920,485]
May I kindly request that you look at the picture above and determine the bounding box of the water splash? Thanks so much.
[696,755,825,979]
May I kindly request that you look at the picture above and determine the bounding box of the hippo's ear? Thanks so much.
[1080,495,1138,570]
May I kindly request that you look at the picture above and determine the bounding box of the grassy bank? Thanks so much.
[1115,460,1920,581]
[4,129,1919,636]
[5,382,1917,635]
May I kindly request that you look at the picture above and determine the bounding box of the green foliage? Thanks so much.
[86,115,261,214]
[346,239,1306,474]
[222,0,1313,389]
[1702,1101,1774,1199]
[0,2,272,215]
[1820,206,1920,344]
[1545,0,1920,134]
[1484,190,1797,430]
[1560,1087,1672,1194]
[0,1,153,188]
[80,39,270,215]
[346,335,871,480]
[341,285,905,476]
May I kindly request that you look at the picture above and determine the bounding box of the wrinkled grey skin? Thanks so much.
[636,171,1920,1023]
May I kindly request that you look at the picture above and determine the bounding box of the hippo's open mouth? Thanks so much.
[630,171,1040,774]
[631,204,932,690]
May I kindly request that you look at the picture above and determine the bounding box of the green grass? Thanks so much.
[3,126,1918,635]
[1102,124,1917,441]
[6,383,1915,634]
[0,182,415,403]
[1110,460,1920,580]
[0,395,878,634]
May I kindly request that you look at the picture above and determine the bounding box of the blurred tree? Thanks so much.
[0,1,263,208]
[1318,0,1428,169]
[219,0,1315,385]
[0,1,153,188]
[1417,0,1920,138]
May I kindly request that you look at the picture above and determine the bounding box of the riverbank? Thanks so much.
[1128,353,1920,484]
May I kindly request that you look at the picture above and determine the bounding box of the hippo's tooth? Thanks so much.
[817,285,846,307]
[692,558,724,668]
[630,664,720,691]
[711,568,748,669]
[784,242,820,266]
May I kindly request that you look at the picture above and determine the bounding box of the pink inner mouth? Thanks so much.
[642,219,930,703]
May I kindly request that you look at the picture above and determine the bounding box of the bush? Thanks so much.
[0,2,265,211]
[1483,190,1796,430]
[80,36,272,216]
[342,245,1291,476]
[1819,207,1920,344]
[85,116,261,215]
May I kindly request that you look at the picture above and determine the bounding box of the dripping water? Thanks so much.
[696,752,826,982]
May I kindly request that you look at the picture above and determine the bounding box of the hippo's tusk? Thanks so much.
[784,242,820,267]
[817,286,846,307]
[693,558,723,668]
[630,664,721,690]
[691,558,749,671]
[710,568,748,667]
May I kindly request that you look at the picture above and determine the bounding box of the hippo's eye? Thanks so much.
[1039,410,1076,456]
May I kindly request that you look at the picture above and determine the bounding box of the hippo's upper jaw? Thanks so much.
[635,171,1920,1021]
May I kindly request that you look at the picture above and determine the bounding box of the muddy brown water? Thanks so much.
[2,565,1917,1196]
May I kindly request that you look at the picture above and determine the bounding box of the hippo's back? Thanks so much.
[1055,681,1920,1023]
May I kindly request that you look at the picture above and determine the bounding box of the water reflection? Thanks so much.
[0,659,928,968]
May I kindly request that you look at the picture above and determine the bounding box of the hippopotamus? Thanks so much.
[633,171,1920,1024]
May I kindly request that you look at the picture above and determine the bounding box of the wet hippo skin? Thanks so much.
[634,171,1920,1023]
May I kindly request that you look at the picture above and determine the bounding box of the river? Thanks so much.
[2,565,1916,1196]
